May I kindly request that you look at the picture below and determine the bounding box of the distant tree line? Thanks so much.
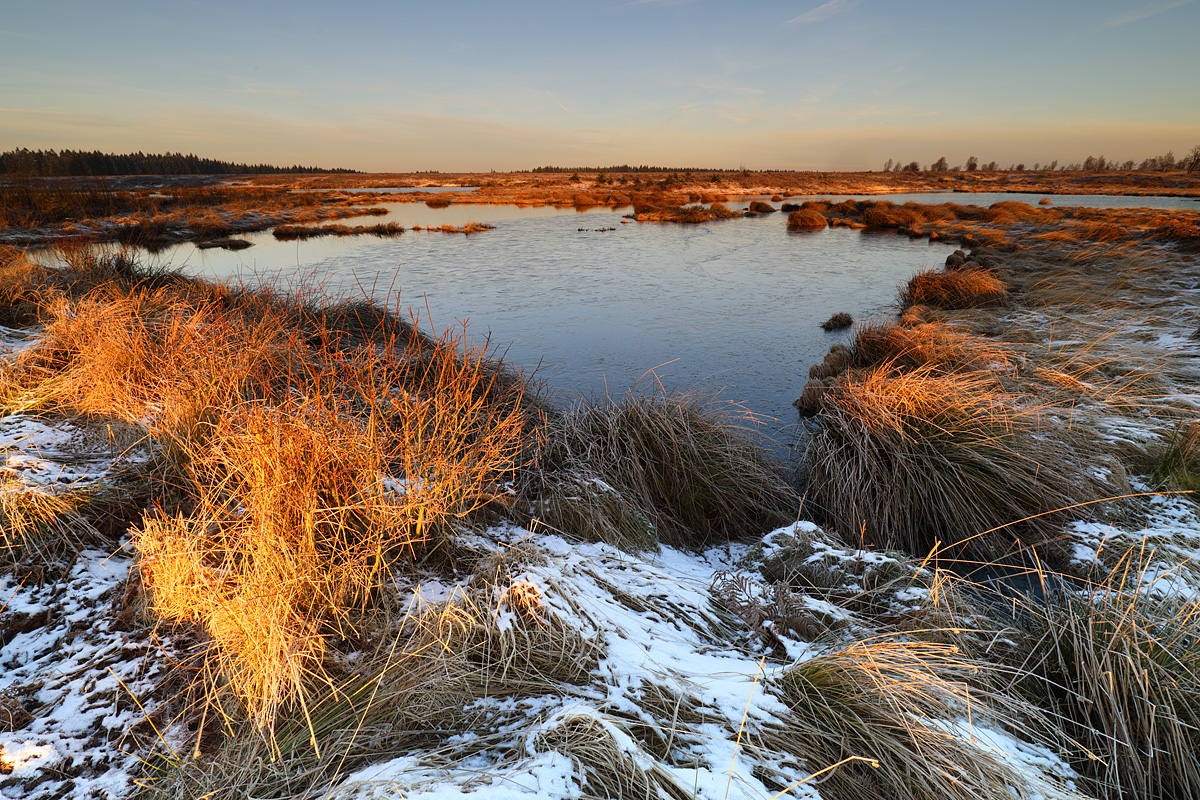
[0,149,359,177]
[882,145,1200,174]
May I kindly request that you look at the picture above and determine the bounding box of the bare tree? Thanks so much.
[1184,145,1200,174]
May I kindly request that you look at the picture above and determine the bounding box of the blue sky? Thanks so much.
[2,0,1197,171]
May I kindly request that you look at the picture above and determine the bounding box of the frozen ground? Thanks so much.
[3,267,1199,799]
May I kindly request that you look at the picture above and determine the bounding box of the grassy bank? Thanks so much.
[0,178,392,249]
[2,191,1200,800]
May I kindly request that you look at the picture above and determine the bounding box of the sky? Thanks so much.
[2,0,1198,172]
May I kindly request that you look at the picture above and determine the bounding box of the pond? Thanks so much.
[151,192,1193,458]
[156,201,957,458]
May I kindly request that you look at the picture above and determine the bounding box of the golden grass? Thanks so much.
[133,320,529,729]
[1,247,532,732]
[786,208,827,229]
[900,267,1009,309]
[851,317,1017,373]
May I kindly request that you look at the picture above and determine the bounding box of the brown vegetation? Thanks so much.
[786,207,828,229]
[900,267,1009,309]
[0,178,391,248]
[272,222,405,240]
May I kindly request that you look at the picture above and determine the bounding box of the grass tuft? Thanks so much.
[1014,551,1200,799]
[1151,421,1200,493]
[803,361,1127,563]
[758,639,1029,800]
[525,389,796,550]
[850,317,1016,373]
[900,268,1009,309]
[0,478,106,572]
[786,208,827,229]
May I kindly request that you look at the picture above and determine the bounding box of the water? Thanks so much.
[151,192,1193,455]
[152,204,953,454]
[804,191,1200,211]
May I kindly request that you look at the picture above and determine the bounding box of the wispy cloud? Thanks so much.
[786,0,862,25]
[1102,0,1193,27]
[623,0,697,7]
[546,90,578,119]
[666,102,704,122]
[0,28,42,41]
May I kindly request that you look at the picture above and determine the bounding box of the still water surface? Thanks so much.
[155,193,1192,454]
[162,203,956,454]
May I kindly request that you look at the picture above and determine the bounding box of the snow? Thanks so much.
[4,270,1200,800]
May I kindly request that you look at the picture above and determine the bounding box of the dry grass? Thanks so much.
[900,268,1009,309]
[755,639,1031,800]
[1152,420,1200,493]
[1013,549,1200,800]
[820,311,853,331]
[851,318,1017,373]
[409,222,496,234]
[272,222,405,240]
[134,321,529,729]
[634,202,738,224]
[1,246,533,733]
[0,477,107,571]
[0,179,391,247]
[524,389,797,550]
[787,208,828,230]
[141,577,602,798]
[803,362,1128,564]
[533,711,693,800]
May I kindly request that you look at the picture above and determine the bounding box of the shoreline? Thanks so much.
[2,198,1200,799]
[2,168,1197,250]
